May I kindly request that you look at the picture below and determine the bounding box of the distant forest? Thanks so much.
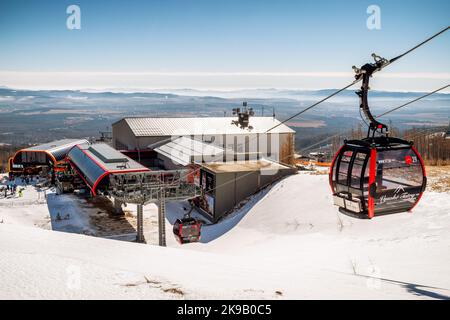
[1,126,449,173]
[0,144,18,173]
[329,125,450,166]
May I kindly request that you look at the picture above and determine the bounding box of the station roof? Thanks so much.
[155,136,224,166]
[67,143,149,195]
[201,159,289,174]
[24,139,87,152]
[115,117,295,137]
[13,138,89,164]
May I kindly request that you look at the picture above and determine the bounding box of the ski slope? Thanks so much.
[1,172,450,299]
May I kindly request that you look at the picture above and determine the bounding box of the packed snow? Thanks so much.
[1,170,449,299]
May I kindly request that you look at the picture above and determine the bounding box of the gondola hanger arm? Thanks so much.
[265,26,449,134]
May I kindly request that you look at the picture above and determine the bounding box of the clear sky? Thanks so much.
[0,0,449,91]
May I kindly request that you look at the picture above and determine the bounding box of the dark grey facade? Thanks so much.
[197,161,296,222]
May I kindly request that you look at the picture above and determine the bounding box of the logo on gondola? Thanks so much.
[378,185,417,204]
[404,155,413,165]
[377,159,393,164]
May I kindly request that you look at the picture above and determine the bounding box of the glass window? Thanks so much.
[374,148,424,213]
[331,152,339,183]
[376,149,424,190]
[363,157,371,193]
[350,152,367,189]
[203,135,215,143]
[337,150,353,185]
[181,225,200,237]
[201,170,215,193]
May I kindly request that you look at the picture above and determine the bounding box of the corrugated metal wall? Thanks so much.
[113,119,296,165]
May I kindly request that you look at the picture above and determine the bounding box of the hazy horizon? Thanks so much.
[1,83,449,96]
[1,1,449,92]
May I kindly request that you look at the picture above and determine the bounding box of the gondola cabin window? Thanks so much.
[351,152,368,189]
[375,149,424,192]
[338,150,353,185]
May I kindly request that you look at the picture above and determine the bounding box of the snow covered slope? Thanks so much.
[1,172,450,299]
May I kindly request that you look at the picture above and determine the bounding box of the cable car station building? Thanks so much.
[11,139,88,169]
[112,116,296,166]
[9,138,89,178]
[112,112,297,222]
[8,108,297,243]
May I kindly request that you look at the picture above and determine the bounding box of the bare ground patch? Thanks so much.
[426,166,450,193]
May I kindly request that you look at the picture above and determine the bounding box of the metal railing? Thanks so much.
[108,169,200,205]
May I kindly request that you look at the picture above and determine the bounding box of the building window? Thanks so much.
[201,170,215,193]
[203,135,215,143]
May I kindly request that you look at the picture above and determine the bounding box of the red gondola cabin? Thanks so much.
[330,137,426,218]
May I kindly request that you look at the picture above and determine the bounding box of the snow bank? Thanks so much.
[1,172,450,299]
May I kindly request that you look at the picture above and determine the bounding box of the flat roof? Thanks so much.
[155,136,224,166]
[116,117,295,137]
[89,143,130,164]
[74,143,149,172]
[201,159,289,173]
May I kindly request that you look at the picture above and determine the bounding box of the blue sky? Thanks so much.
[0,0,449,91]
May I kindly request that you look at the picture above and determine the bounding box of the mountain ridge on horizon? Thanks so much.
[0,86,449,100]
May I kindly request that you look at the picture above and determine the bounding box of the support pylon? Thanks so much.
[136,203,145,243]
[113,198,124,215]
[158,189,166,246]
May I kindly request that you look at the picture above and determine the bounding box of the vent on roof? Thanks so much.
[88,144,129,164]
